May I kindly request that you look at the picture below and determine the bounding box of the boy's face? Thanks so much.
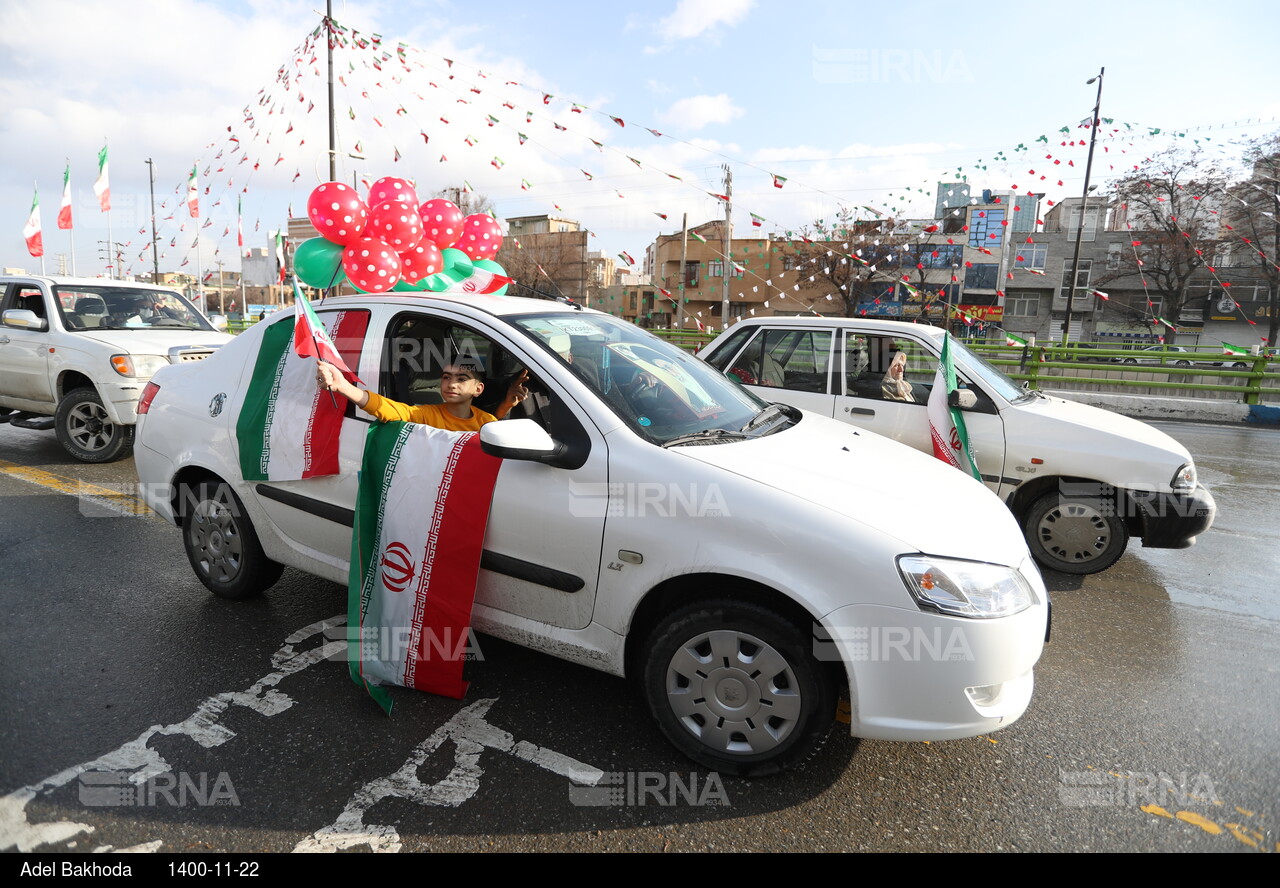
[439,363,485,405]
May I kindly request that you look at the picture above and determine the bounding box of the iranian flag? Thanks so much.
[1221,342,1250,357]
[454,267,512,295]
[348,421,502,709]
[689,231,707,244]
[186,165,199,218]
[234,308,369,481]
[58,163,73,229]
[927,333,981,480]
[23,187,43,257]
[93,144,110,211]
[237,196,245,254]
[1005,331,1029,348]
[292,279,360,380]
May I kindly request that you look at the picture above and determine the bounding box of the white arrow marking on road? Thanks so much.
[0,615,346,853]
[294,697,605,853]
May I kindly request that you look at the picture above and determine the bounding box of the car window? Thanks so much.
[727,328,832,393]
[702,324,754,372]
[512,312,762,444]
[843,332,932,404]
[2,286,46,320]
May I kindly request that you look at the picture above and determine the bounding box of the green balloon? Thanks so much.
[294,237,346,289]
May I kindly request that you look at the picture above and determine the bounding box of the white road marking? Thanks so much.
[0,615,346,853]
[294,697,605,853]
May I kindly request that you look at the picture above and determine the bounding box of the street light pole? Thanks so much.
[145,158,160,283]
[1061,67,1105,346]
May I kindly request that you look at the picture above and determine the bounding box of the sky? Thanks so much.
[3,0,1278,282]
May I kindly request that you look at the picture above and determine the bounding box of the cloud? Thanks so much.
[659,94,744,130]
[655,0,755,42]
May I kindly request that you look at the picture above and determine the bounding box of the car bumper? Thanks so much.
[98,380,146,425]
[1131,483,1216,549]
[817,598,1047,741]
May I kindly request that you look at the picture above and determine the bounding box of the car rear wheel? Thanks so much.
[182,481,284,599]
[55,388,134,463]
[1174,359,1192,368]
[642,600,835,777]
[1024,491,1128,575]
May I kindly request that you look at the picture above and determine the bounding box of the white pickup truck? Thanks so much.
[0,274,231,462]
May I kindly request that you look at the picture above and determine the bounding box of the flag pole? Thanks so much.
[66,158,77,276]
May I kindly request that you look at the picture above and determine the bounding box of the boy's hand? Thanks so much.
[316,360,341,391]
[505,369,530,405]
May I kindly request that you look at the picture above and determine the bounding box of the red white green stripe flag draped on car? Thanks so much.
[348,422,502,711]
[927,333,981,480]
[234,305,368,481]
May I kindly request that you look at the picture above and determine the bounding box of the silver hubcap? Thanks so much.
[1037,501,1112,565]
[66,401,115,452]
[189,497,243,583]
[666,629,802,755]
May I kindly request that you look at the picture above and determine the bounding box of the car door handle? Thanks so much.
[845,406,875,416]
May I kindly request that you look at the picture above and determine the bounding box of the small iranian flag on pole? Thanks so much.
[455,267,512,295]
[58,163,73,229]
[23,186,43,257]
[237,196,245,255]
[689,231,707,244]
[927,333,981,480]
[234,307,369,481]
[292,279,361,381]
[1005,332,1029,348]
[93,144,110,211]
[1221,342,1250,357]
[348,421,502,710]
[186,165,199,218]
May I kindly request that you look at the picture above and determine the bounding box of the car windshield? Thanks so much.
[944,335,1027,402]
[511,313,769,444]
[54,285,214,332]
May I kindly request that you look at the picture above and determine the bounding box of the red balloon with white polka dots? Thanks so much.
[342,236,402,292]
[366,177,419,209]
[418,199,464,248]
[307,182,368,246]
[458,213,504,261]
[368,200,423,251]
[398,240,443,287]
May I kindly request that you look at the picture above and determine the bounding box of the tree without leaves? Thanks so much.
[1098,146,1228,331]
[1224,131,1280,346]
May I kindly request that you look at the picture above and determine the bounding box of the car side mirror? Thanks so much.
[949,388,978,409]
[480,418,568,465]
[2,309,48,331]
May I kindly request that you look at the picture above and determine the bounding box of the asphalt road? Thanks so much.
[0,419,1276,855]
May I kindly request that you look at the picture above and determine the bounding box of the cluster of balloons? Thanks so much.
[293,176,509,295]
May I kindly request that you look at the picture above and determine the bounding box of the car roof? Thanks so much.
[0,274,179,293]
[724,314,947,339]
[303,291,596,321]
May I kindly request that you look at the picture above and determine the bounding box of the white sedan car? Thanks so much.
[135,293,1048,776]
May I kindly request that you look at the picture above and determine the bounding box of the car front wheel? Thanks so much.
[642,600,835,777]
[181,481,284,599]
[55,388,134,463]
[1024,491,1128,575]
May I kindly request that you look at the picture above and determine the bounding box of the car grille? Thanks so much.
[173,349,216,362]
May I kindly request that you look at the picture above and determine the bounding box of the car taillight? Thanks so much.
[137,381,160,415]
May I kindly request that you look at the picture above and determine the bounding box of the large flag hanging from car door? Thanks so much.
[348,421,502,710]
[235,309,369,481]
[927,333,981,480]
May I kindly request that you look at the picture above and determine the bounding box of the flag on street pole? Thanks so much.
[93,144,110,211]
[186,165,199,218]
[274,230,287,284]
[23,187,43,257]
[237,196,245,255]
[58,163,73,229]
[234,306,370,482]
[1221,342,1250,357]
[927,333,981,480]
[1005,331,1028,348]
[348,421,502,710]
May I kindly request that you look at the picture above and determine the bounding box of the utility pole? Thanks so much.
[719,165,733,330]
[145,158,160,282]
[1062,67,1105,345]
[677,212,688,331]
[326,0,336,182]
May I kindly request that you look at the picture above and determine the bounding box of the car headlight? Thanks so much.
[1170,462,1197,491]
[110,354,170,378]
[897,555,1036,619]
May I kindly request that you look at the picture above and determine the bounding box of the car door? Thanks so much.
[832,329,1009,497]
[724,325,837,417]
[0,283,55,408]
